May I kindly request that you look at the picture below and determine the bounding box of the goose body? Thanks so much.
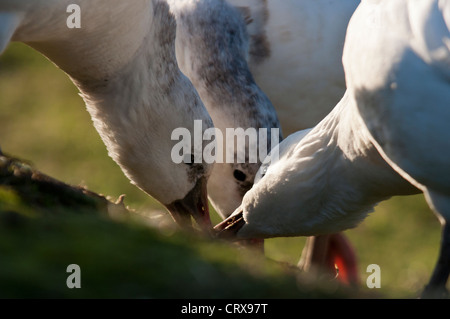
[231,93,419,237]
[0,0,214,228]
[226,0,360,134]
[218,0,450,296]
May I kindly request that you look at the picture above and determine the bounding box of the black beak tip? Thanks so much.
[214,211,245,239]
[164,177,211,233]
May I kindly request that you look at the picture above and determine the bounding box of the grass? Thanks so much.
[0,153,360,298]
[0,42,445,298]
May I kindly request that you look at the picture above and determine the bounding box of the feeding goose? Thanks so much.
[0,0,214,230]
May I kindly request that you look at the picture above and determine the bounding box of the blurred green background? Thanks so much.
[0,42,444,298]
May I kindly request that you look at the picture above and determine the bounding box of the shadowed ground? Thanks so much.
[0,153,366,298]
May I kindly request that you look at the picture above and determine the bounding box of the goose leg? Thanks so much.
[326,233,359,285]
[298,234,359,285]
[240,238,265,253]
[298,235,331,275]
[422,222,450,298]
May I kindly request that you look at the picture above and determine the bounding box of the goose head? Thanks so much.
[215,128,312,237]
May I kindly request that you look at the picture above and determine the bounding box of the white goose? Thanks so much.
[217,0,450,297]
[0,0,214,229]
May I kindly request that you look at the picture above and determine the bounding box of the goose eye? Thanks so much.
[184,154,195,166]
[261,167,267,178]
[233,169,246,182]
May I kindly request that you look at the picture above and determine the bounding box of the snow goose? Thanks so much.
[168,0,281,220]
[0,0,214,230]
[217,0,450,297]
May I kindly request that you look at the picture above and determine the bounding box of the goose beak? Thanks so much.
[214,207,245,239]
[165,177,212,233]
